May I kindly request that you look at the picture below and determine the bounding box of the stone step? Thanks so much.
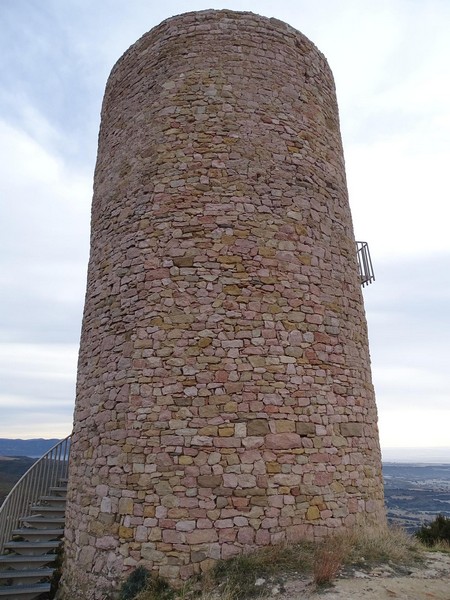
[48,486,67,496]
[12,528,64,542]
[0,568,53,585]
[19,515,65,529]
[29,505,65,517]
[0,583,51,599]
[0,556,55,571]
[3,541,60,556]
[36,495,66,506]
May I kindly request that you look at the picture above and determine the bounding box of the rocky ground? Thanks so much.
[253,551,450,599]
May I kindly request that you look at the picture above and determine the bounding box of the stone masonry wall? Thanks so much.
[62,10,385,598]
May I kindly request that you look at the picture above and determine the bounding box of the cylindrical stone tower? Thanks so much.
[62,10,385,597]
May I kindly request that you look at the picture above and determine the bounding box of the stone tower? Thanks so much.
[62,10,385,598]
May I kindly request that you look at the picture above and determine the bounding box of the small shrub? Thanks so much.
[119,566,151,600]
[343,524,421,566]
[210,542,314,598]
[415,514,450,547]
[134,575,174,600]
[48,544,64,599]
[313,536,348,586]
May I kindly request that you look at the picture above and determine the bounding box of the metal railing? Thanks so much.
[0,435,71,554]
[356,241,375,287]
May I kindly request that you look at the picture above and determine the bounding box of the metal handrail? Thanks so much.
[0,435,71,554]
[356,241,375,287]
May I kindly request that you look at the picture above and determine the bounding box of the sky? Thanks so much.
[0,0,449,458]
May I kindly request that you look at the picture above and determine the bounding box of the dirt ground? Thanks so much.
[260,552,450,600]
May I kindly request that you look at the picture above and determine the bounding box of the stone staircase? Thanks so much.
[0,438,70,600]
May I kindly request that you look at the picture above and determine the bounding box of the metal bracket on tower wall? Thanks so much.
[356,241,375,287]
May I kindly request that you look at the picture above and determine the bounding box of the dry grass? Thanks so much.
[129,524,426,600]
[343,524,422,566]
[312,523,422,586]
[133,576,174,600]
[313,535,350,586]
[423,539,450,553]
[208,541,315,598]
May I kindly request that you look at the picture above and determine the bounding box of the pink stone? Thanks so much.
[255,529,271,545]
[286,524,310,542]
[314,472,333,486]
[216,519,234,529]
[221,544,241,559]
[162,529,184,544]
[236,474,256,488]
[95,536,117,550]
[242,437,264,449]
[241,450,261,464]
[197,518,213,529]
[261,517,278,529]
[176,520,196,532]
[186,529,218,544]
[222,474,238,488]
[265,433,302,450]
[215,371,229,383]
[237,527,255,544]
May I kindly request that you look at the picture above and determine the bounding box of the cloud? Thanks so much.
[364,254,450,445]
[0,344,76,438]
[379,409,450,448]
[0,119,89,343]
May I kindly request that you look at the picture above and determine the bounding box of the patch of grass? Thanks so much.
[421,539,450,553]
[121,525,426,600]
[209,541,315,598]
[311,524,422,586]
[119,567,173,600]
[343,524,422,567]
[133,576,174,600]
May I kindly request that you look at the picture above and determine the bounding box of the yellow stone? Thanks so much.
[198,337,212,348]
[275,420,295,433]
[199,426,218,436]
[268,304,282,314]
[298,255,311,265]
[119,526,134,540]
[267,462,281,473]
[179,455,193,465]
[218,255,242,263]
[306,506,320,520]
[331,482,345,494]
[218,426,234,437]
[223,284,241,295]
[259,247,275,258]
[118,497,133,515]
[248,356,265,368]
[222,235,236,244]
[150,317,164,326]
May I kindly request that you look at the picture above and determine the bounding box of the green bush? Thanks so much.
[118,566,174,600]
[415,514,450,546]
[118,566,151,600]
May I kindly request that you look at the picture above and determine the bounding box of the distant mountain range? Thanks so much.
[0,438,60,458]
[0,456,36,505]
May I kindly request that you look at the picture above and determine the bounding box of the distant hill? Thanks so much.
[0,456,36,505]
[0,438,60,458]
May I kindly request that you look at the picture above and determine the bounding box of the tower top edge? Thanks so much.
[108,9,330,82]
